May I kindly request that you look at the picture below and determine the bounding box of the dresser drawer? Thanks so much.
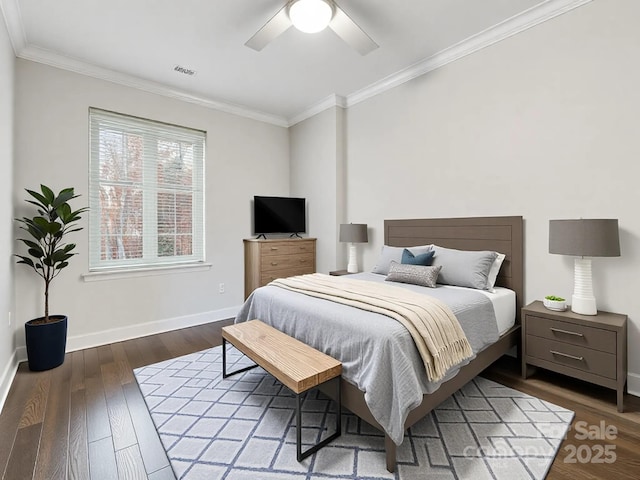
[260,266,314,286]
[260,253,315,272]
[525,315,616,354]
[245,238,316,300]
[260,242,290,256]
[260,241,315,256]
[525,336,616,379]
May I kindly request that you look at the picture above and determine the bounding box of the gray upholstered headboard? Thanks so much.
[384,216,524,321]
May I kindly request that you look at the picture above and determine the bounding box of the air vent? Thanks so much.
[173,65,196,76]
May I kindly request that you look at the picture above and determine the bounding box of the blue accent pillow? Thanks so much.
[401,248,434,266]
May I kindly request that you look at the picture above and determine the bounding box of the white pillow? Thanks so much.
[486,253,506,291]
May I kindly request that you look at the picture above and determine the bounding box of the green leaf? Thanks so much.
[33,216,49,229]
[63,243,76,253]
[25,200,47,211]
[56,203,72,223]
[56,261,69,270]
[47,221,62,235]
[27,247,44,258]
[27,225,45,241]
[34,217,62,235]
[51,189,75,209]
[15,255,35,268]
[18,238,38,247]
[51,249,74,263]
[40,185,55,204]
[25,189,48,207]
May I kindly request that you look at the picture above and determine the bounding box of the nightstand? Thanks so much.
[329,270,352,276]
[521,300,627,412]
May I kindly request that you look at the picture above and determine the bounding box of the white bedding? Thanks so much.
[480,286,516,335]
[444,285,516,335]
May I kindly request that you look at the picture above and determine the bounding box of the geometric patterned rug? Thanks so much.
[134,345,574,480]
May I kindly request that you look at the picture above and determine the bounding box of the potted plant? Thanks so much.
[543,295,567,312]
[15,185,87,371]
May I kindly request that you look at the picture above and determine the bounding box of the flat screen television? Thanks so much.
[253,196,306,235]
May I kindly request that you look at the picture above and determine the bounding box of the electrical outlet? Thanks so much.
[218,283,225,294]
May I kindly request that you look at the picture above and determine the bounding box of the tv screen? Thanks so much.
[254,196,306,234]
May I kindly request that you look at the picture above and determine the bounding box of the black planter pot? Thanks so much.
[24,315,68,371]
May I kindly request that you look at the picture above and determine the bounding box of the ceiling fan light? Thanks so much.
[289,0,333,34]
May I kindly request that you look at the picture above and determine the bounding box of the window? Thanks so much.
[89,109,205,271]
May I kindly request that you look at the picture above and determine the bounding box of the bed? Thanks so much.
[236,216,524,472]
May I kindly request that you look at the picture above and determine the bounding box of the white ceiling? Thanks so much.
[1,0,588,125]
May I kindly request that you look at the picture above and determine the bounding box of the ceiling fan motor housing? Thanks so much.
[288,0,334,33]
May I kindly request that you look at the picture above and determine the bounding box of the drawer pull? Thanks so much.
[271,262,278,266]
[550,350,584,361]
[550,327,583,337]
[270,247,279,251]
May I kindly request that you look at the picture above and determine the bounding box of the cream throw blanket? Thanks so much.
[270,273,473,382]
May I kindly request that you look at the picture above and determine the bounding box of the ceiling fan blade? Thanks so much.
[245,4,293,51]
[329,4,378,56]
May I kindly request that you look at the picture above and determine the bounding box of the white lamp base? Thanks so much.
[347,243,358,273]
[571,257,597,315]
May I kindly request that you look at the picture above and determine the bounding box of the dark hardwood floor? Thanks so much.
[1,321,639,479]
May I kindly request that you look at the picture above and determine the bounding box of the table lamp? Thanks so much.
[339,223,368,273]
[549,219,620,315]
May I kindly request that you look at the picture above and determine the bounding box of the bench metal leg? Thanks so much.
[222,336,341,461]
[296,375,342,462]
[222,337,259,378]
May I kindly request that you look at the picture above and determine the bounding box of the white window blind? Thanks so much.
[89,108,205,271]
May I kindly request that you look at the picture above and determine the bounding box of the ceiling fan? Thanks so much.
[245,0,378,55]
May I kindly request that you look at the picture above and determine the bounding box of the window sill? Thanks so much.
[82,262,212,282]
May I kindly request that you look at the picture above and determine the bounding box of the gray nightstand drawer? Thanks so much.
[521,300,627,412]
[525,315,616,354]
[525,336,616,379]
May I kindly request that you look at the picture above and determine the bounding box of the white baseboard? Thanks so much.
[627,372,640,398]
[7,308,639,412]
[0,350,19,415]
[15,305,241,363]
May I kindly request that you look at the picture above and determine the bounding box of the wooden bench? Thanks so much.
[221,320,342,461]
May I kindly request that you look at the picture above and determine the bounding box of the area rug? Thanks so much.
[134,346,574,480]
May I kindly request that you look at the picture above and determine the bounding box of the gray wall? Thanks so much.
[12,60,290,354]
[344,0,640,392]
[0,16,15,406]
[290,106,346,272]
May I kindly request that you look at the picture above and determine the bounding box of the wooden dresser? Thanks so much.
[243,238,316,299]
[521,300,627,412]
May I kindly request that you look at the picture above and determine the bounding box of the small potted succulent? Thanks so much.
[15,185,87,371]
[543,295,567,312]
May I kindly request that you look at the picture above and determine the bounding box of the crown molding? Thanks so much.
[1,0,287,126]
[0,0,25,53]
[17,45,289,127]
[3,0,591,128]
[345,0,593,108]
[287,94,347,126]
